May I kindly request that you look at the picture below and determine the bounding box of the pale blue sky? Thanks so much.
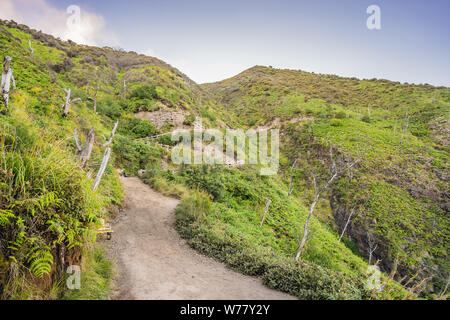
[6,0,450,86]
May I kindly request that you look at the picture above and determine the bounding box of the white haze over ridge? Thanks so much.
[0,0,119,47]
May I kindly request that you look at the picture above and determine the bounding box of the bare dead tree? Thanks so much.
[92,81,99,113]
[295,144,359,260]
[74,128,95,168]
[86,79,100,113]
[432,90,437,104]
[375,260,431,299]
[338,208,355,242]
[1,56,16,114]
[288,157,299,196]
[88,120,119,190]
[85,70,102,113]
[62,88,81,117]
[367,231,378,265]
[102,120,119,147]
[288,176,294,196]
[93,147,111,191]
[123,79,127,99]
[436,276,450,300]
[259,199,272,226]
[400,112,409,148]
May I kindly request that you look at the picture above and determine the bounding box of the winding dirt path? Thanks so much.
[106,176,295,300]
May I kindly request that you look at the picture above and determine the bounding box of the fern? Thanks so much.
[0,209,14,226]
[6,217,26,251]
[14,191,62,217]
[27,247,53,277]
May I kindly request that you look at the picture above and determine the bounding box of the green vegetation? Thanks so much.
[0,20,448,300]
[204,66,449,298]
[62,247,114,300]
[175,190,366,299]
[0,21,123,299]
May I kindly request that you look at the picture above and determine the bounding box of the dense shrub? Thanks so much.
[174,194,367,300]
[97,96,123,119]
[329,119,343,127]
[118,117,159,139]
[130,84,159,100]
[262,259,364,300]
[157,134,177,146]
[179,166,225,201]
[334,111,347,119]
[201,107,216,122]
[361,115,371,123]
[48,58,74,73]
[183,113,196,126]
[113,134,164,174]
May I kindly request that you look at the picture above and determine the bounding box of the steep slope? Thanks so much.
[0,20,122,298]
[202,66,450,295]
[0,19,212,298]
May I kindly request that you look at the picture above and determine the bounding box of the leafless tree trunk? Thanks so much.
[400,112,409,148]
[63,88,71,116]
[93,147,111,191]
[338,208,355,242]
[367,231,378,265]
[102,120,119,147]
[259,199,272,226]
[123,79,127,99]
[347,166,354,182]
[288,176,294,196]
[74,129,82,152]
[295,144,359,260]
[86,78,101,113]
[62,88,81,117]
[75,128,95,168]
[1,56,16,114]
[296,175,322,260]
[288,157,298,196]
[436,276,450,300]
[93,82,99,113]
[88,73,103,113]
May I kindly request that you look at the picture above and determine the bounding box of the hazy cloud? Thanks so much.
[0,0,119,47]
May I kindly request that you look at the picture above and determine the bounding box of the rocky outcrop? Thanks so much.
[135,109,186,130]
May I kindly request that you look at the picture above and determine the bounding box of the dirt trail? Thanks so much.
[106,176,295,300]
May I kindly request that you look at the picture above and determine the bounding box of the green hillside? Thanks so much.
[202,66,450,295]
[0,20,448,300]
[0,19,198,298]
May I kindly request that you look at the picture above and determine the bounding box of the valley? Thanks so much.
[0,19,448,300]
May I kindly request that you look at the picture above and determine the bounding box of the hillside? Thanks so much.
[0,19,211,298]
[0,19,448,300]
[202,66,449,293]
